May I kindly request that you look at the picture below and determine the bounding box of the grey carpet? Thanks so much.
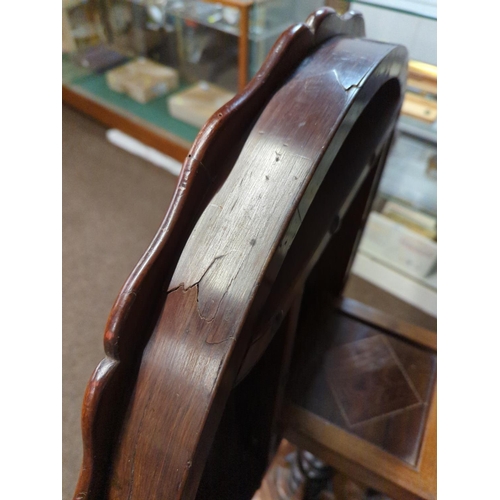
[62,105,177,498]
[62,105,436,499]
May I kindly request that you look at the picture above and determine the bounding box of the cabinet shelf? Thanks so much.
[164,3,291,42]
[62,56,195,162]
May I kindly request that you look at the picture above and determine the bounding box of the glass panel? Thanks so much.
[351,0,436,20]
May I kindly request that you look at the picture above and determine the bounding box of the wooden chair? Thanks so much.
[72,8,433,500]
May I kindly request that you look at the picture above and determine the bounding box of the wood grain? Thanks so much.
[284,391,436,500]
[334,296,437,350]
[75,9,365,497]
[288,293,436,466]
[73,8,408,500]
[107,36,406,499]
[284,294,436,500]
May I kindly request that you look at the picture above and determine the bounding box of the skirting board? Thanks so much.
[351,252,437,317]
[106,128,182,176]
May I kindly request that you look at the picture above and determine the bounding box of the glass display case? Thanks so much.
[62,0,303,160]
[342,0,437,317]
[353,125,437,316]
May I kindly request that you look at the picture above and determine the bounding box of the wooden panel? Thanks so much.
[73,8,408,500]
[107,35,406,499]
[75,9,398,499]
[284,398,436,500]
[285,294,436,499]
[289,297,436,466]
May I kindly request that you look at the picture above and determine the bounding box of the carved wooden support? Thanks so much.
[290,450,333,500]
[74,7,407,500]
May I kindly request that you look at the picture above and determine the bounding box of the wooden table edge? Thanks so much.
[283,398,436,500]
[334,296,437,351]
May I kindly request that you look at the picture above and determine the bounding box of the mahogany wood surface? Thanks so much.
[288,293,436,466]
[73,8,408,500]
[284,294,437,500]
[334,297,437,351]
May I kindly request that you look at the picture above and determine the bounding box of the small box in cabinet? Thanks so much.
[168,81,235,128]
[106,58,179,104]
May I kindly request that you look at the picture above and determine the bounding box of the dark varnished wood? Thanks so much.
[74,9,371,498]
[334,296,437,350]
[287,292,436,467]
[74,8,408,500]
[284,294,437,499]
[106,40,406,500]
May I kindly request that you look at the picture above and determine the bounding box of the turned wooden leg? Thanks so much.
[253,444,332,500]
[287,449,333,500]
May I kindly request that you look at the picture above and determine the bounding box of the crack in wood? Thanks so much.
[167,253,229,295]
